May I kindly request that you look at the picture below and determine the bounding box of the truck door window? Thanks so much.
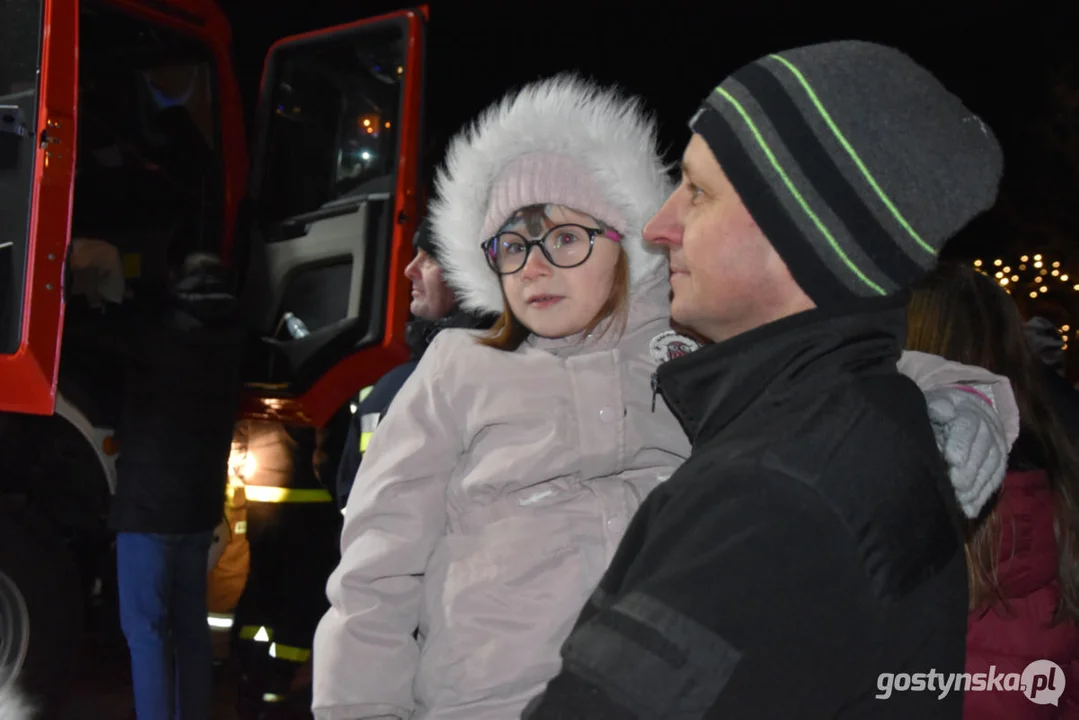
[59,4,224,419]
[0,0,44,353]
[258,23,406,229]
[71,4,222,290]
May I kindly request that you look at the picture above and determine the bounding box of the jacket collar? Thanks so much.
[657,294,909,446]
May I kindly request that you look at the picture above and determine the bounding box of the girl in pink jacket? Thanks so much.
[312,75,1018,720]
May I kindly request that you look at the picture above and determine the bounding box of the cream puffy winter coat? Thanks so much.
[313,275,689,720]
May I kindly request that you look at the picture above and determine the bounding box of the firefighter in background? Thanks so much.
[229,418,338,719]
[335,217,497,509]
[206,459,249,614]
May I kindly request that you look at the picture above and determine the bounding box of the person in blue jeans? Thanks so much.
[110,252,244,719]
[116,532,215,718]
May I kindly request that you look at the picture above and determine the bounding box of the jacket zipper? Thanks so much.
[651,371,659,412]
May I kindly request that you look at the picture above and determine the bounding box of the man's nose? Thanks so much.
[644,195,683,248]
[404,255,421,280]
[519,246,552,280]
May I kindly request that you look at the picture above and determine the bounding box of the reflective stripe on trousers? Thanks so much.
[238,624,311,663]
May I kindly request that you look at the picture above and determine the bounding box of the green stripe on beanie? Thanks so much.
[690,40,1003,309]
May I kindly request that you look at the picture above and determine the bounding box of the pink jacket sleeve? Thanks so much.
[312,347,460,720]
[897,349,1021,448]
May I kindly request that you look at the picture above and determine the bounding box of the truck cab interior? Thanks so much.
[62,2,224,426]
[62,2,415,425]
[238,17,410,404]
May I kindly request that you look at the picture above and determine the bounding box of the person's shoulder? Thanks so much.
[760,369,936,473]
[785,381,962,601]
[413,327,504,386]
[378,360,420,385]
[362,360,421,411]
[758,374,948,516]
[423,326,494,364]
[429,326,488,347]
[662,443,960,603]
[844,371,943,468]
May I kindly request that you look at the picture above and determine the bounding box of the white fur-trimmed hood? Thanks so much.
[429,74,673,315]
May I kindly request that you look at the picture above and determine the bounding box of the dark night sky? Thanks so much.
[218,1,1078,264]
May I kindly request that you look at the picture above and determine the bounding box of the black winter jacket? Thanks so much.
[525,301,968,719]
[109,276,244,534]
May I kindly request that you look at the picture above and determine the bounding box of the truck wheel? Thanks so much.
[0,507,83,711]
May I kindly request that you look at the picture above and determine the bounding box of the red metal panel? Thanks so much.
[0,0,78,415]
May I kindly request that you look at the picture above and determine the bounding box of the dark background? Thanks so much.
[219,0,1079,316]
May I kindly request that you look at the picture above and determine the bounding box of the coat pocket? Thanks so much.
[418,521,603,707]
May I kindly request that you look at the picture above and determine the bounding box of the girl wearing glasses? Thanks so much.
[313,75,1017,720]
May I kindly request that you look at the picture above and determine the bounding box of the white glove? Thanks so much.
[925,385,1007,518]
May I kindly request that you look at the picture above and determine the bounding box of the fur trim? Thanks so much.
[430,74,674,314]
[0,682,35,720]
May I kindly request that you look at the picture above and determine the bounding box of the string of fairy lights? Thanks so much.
[973,254,1074,351]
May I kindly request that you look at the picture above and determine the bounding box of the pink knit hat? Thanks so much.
[480,153,628,240]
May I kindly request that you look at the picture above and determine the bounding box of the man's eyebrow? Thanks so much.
[680,160,702,185]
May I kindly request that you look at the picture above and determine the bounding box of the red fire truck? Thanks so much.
[0,0,425,706]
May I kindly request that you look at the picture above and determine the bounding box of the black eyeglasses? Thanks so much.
[481,224,621,276]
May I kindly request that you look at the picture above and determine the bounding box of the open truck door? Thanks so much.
[226,15,427,707]
[239,8,427,428]
[0,0,77,416]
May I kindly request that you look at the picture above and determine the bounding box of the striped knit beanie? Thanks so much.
[690,40,1003,309]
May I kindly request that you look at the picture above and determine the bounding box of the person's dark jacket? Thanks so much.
[109,271,244,534]
[525,301,968,720]
[335,308,496,508]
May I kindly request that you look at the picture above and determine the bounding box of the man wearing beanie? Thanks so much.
[334,217,496,508]
[526,41,1002,718]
